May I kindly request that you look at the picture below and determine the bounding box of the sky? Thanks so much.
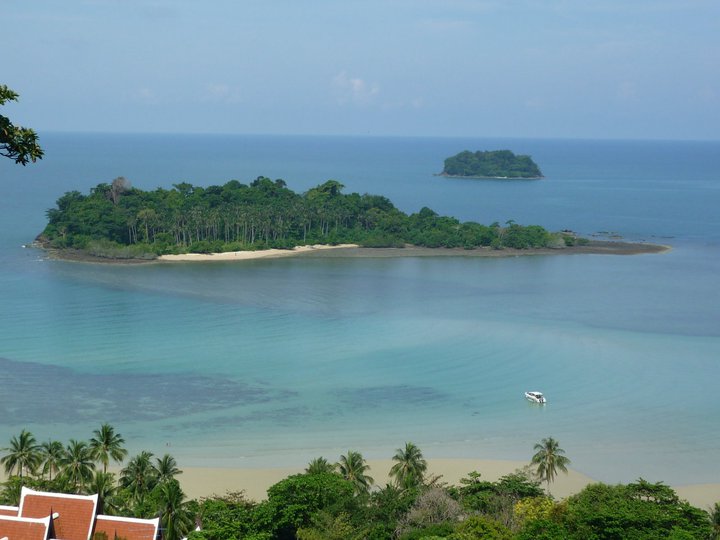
[3,0,719,140]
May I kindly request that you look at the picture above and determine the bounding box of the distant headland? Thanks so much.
[439,149,543,179]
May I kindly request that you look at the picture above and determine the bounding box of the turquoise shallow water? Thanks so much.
[0,134,718,485]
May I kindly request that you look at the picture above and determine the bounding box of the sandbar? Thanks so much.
[157,240,669,263]
[157,243,361,262]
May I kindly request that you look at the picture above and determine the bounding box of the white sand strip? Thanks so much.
[158,244,360,262]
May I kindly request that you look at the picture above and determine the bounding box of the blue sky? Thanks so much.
[3,0,719,139]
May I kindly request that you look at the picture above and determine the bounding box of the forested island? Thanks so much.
[440,150,543,179]
[38,176,569,260]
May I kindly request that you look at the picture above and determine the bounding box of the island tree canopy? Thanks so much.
[442,150,542,179]
[40,177,555,258]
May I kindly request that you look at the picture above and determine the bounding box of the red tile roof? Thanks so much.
[94,515,159,540]
[0,514,51,540]
[0,506,18,517]
[19,487,97,540]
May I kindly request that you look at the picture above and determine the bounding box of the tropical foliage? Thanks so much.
[448,470,544,526]
[120,450,159,512]
[59,439,96,491]
[189,469,715,539]
[305,457,334,475]
[442,150,542,179]
[337,451,374,495]
[90,423,128,473]
[157,479,194,540]
[390,442,427,490]
[552,480,713,540]
[1,430,715,539]
[0,84,43,165]
[710,501,720,540]
[1,429,40,478]
[530,437,570,488]
[0,425,190,539]
[39,440,64,481]
[39,177,558,258]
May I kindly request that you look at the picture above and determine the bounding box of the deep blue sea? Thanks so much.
[0,134,718,485]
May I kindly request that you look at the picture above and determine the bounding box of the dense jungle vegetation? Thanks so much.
[38,176,562,259]
[2,428,717,540]
[441,150,543,179]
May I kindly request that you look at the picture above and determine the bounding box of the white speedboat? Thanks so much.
[525,391,546,404]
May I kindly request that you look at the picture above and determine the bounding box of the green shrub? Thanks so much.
[449,515,512,539]
[399,522,455,539]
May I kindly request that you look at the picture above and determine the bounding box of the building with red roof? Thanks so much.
[0,514,51,540]
[0,487,160,540]
[94,515,159,540]
[0,506,19,517]
[19,488,97,540]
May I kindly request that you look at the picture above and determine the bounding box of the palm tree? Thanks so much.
[390,442,427,490]
[156,454,182,484]
[157,479,193,540]
[531,437,571,489]
[336,451,374,494]
[0,477,23,506]
[120,451,158,507]
[88,471,118,515]
[59,439,96,492]
[89,423,128,474]
[305,457,334,475]
[710,502,720,540]
[39,440,64,481]
[1,429,41,479]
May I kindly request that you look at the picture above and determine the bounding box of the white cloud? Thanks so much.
[332,71,380,106]
[132,87,158,104]
[202,83,242,104]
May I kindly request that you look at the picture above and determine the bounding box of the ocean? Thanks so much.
[0,133,718,485]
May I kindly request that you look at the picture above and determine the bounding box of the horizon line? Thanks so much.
[32,130,720,144]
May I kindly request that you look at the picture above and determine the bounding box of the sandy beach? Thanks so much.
[156,240,669,263]
[157,243,362,262]
[177,459,592,502]
[0,459,715,509]
[175,459,718,510]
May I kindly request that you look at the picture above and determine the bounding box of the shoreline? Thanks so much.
[37,240,671,264]
[177,459,591,502]
[173,459,717,509]
[156,240,669,262]
[435,173,543,180]
[0,458,715,508]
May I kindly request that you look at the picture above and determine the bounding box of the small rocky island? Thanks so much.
[440,150,543,179]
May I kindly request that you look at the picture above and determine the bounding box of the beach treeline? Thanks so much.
[39,177,561,259]
[0,426,191,539]
[442,150,543,179]
[2,429,717,539]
